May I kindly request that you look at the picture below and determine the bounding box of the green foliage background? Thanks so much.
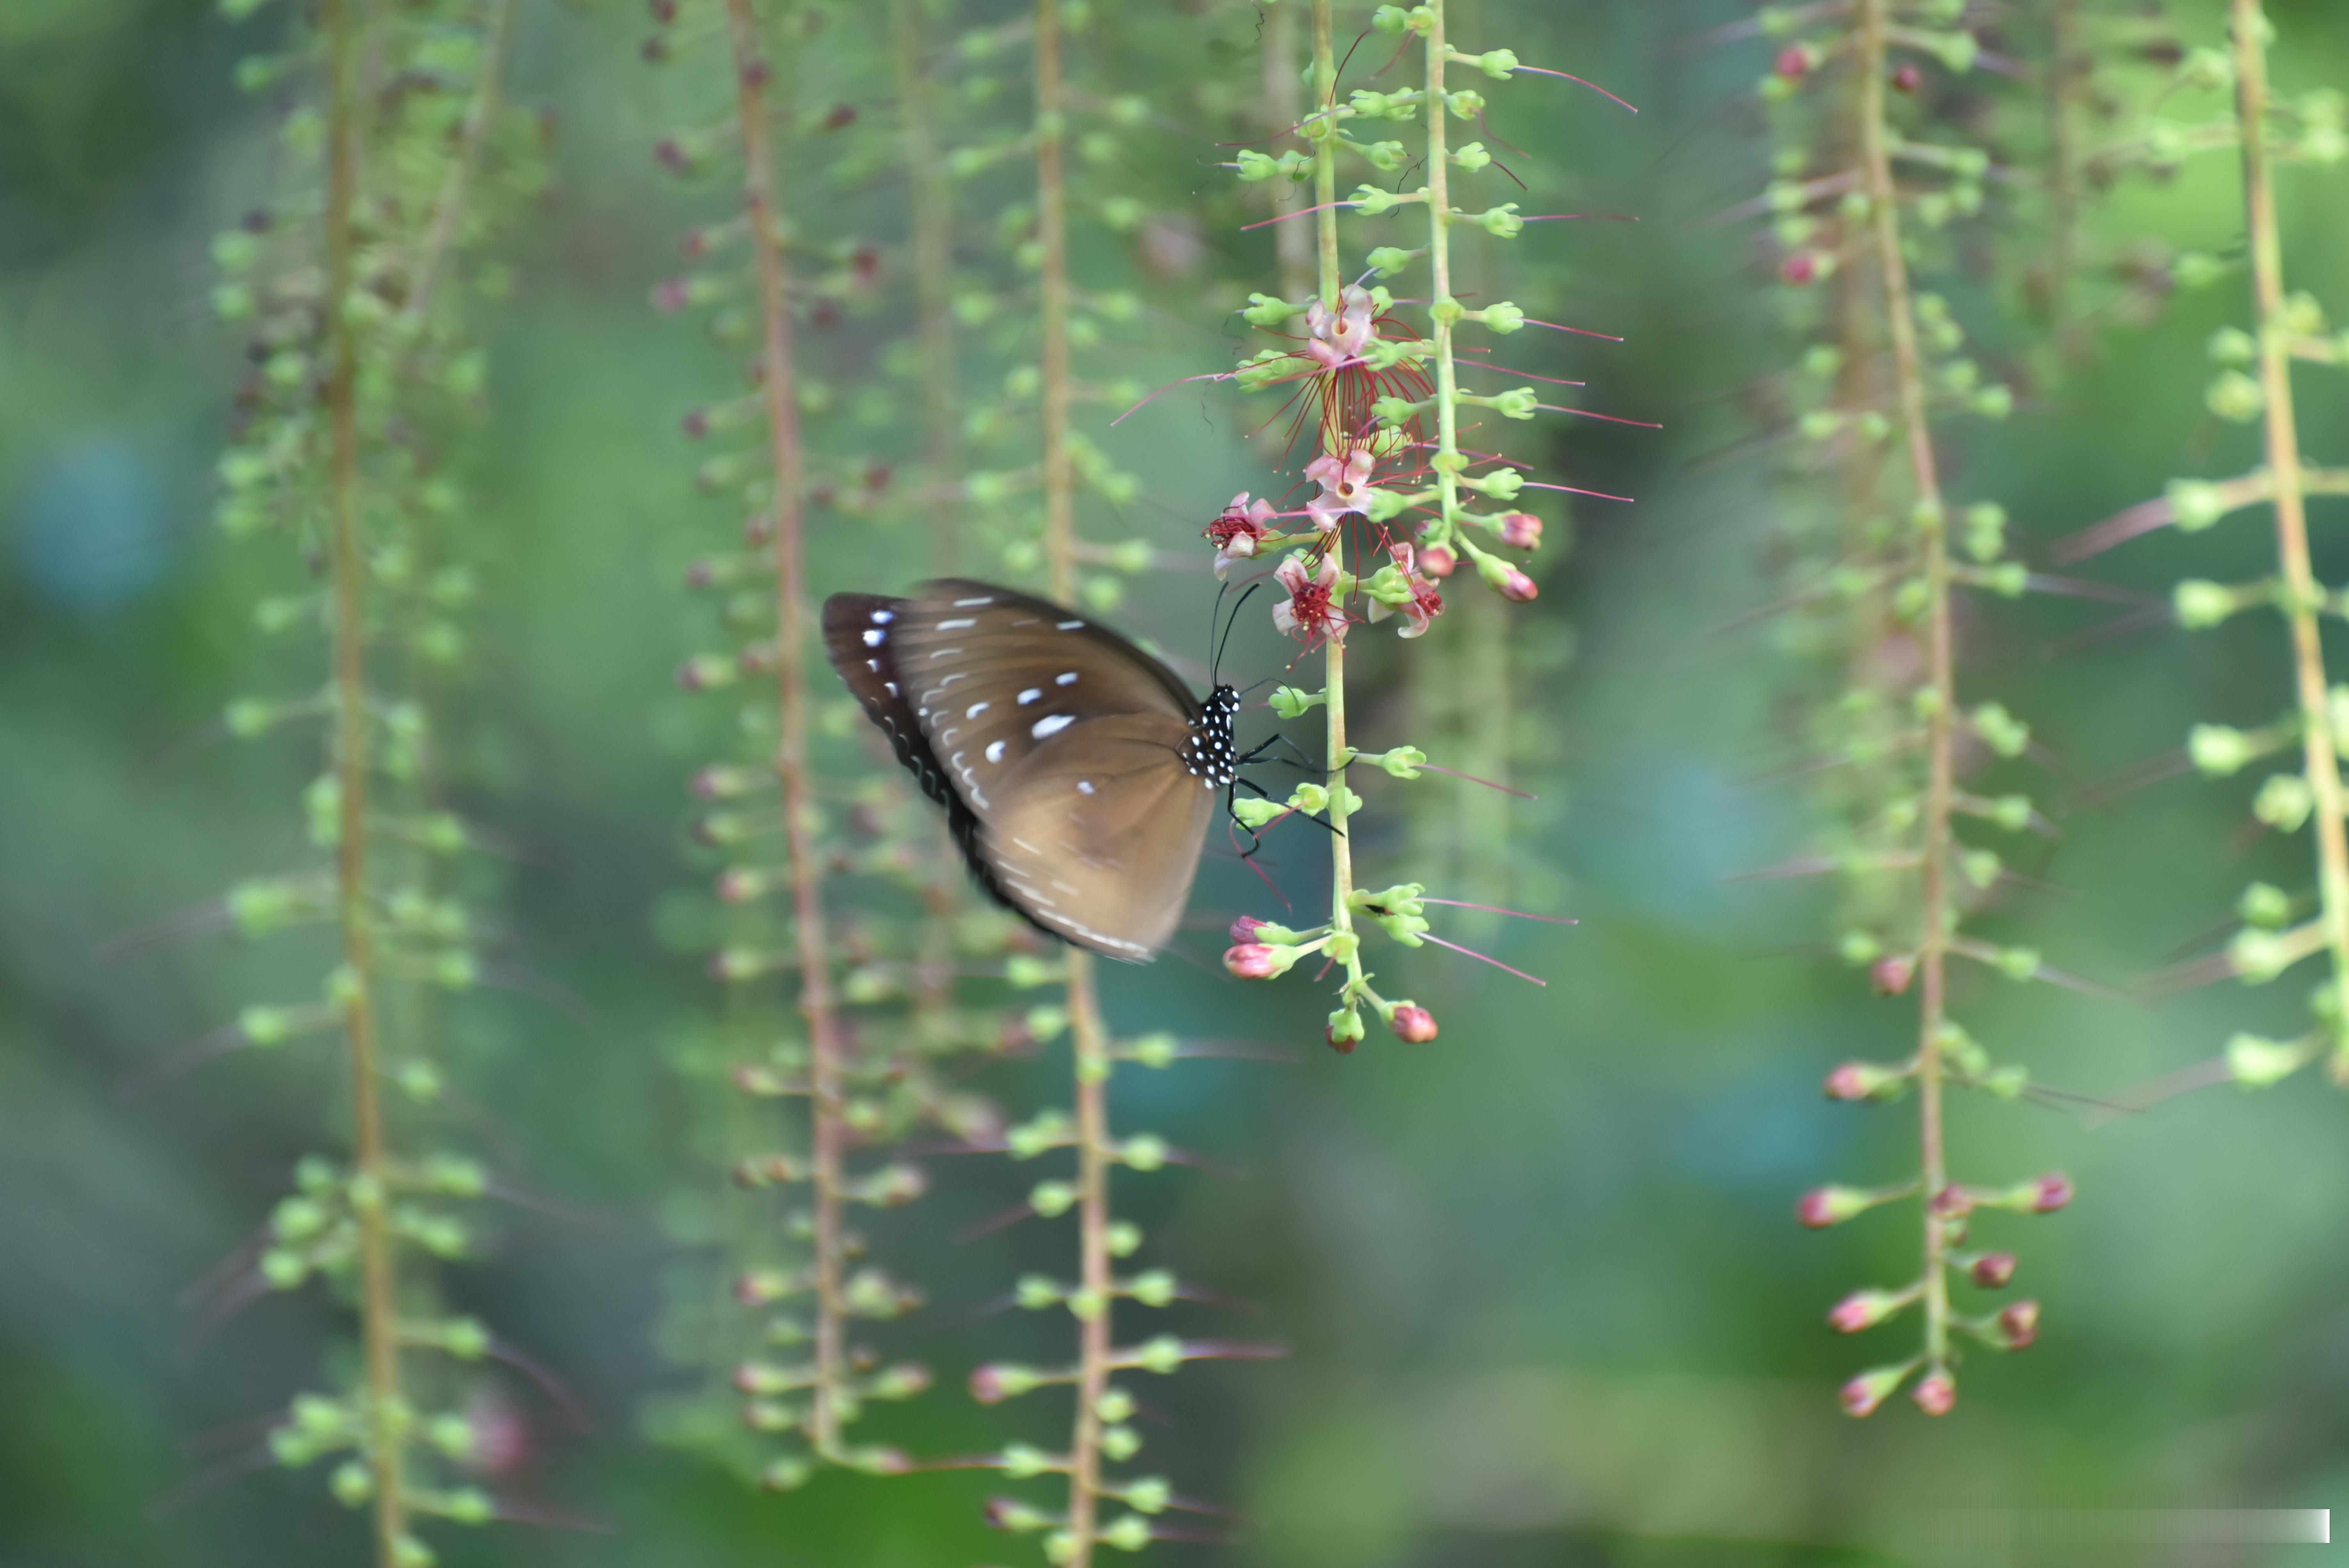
[7,1,2349,1563]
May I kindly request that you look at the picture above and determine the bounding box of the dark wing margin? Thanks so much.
[823,591,1043,932]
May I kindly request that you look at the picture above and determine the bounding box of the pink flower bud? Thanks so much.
[715,867,760,903]
[1891,62,1923,94]
[1997,1299,2041,1349]
[1497,565,1538,602]
[1824,1060,1902,1100]
[1417,542,1458,577]
[968,1365,1012,1404]
[1390,1005,1439,1044]
[1774,44,1810,80]
[1780,250,1822,286]
[1230,915,1266,943]
[823,103,857,131]
[1970,1252,2017,1289]
[1839,1363,1911,1418]
[1796,1185,1873,1228]
[1929,1183,1972,1217]
[1223,943,1281,980]
[652,276,690,313]
[1871,954,1914,995]
[1911,1369,1957,1416]
[1827,1287,1908,1333]
[1498,511,1543,550]
[683,407,710,438]
[1325,1024,1359,1055]
[648,0,677,20]
[2030,1172,2073,1213]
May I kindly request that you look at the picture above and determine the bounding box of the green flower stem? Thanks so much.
[321,0,408,1556]
[1035,0,1112,1555]
[724,0,849,1452]
[890,0,962,571]
[2232,0,2349,1066]
[1858,0,1954,1377]
[401,0,517,330]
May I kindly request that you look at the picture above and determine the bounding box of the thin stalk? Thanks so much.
[321,0,408,1556]
[2232,0,2349,1064]
[724,0,849,1452]
[2048,0,2080,349]
[403,0,517,327]
[1265,0,1312,304]
[1035,0,1109,1556]
[891,0,962,571]
[1311,0,1360,1017]
[1857,0,1954,1374]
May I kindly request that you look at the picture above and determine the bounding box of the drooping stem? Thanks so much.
[724,0,848,1452]
[892,0,962,572]
[1035,0,1109,1556]
[1857,0,1953,1375]
[2232,0,2349,1065]
[321,0,408,1557]
[1265,0,1312,303]
[403,0,517,328]
[1310,0,1361,1019]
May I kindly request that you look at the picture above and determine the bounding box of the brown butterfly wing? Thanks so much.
[976,713,1218,961]
[883,579,1198,818]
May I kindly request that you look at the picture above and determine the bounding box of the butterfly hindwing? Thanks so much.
[978,713,1218,961]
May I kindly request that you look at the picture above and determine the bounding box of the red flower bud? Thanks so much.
[1230,915,1266,943]
[1823,1060,1903,1100]
[1498,511,1542,550]
[651,276,690,313]
[1497,565,1538,602]
[1891,62,1923,94]
[1929,1183,1972,1217]
[1417,542,1458,578]
[1871,954,1914,995]
[2030,1172,2074,1213]
[1780,249,1822,286]
[1827,1287,1908,1333]
[1325,1025,1359,1055]
[1997,1299,2041,1349]
[1774,45,1811,80]
[1390,1005,1439,1044]
[1911,1369,1957,1416]
[1969,1252,2017,1289]
[968,1365,1011,1404]
[1223,943,1281,980]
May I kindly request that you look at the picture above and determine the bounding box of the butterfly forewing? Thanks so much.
[881,579,1198,816]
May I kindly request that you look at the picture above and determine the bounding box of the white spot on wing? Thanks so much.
[986,740,1007,763]
[966,701,991,718]
[1057,620,1085,630]
[1032,714,1074,740]
[1076,780,1095,795]
[870,609,894,623]
[936,617,977,631]
[862,629,884,647]
[1017,688,1043,705]
[952,596,994,607]
[1055,672,1078,686]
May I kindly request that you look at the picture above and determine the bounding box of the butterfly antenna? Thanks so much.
[1213,582,1261,686]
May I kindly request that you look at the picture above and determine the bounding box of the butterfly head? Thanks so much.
[1184,684,1242,789]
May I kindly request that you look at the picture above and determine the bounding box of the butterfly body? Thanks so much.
[822,579,1238,962]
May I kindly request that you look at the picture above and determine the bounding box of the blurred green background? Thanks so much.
[10,1,2349,1564]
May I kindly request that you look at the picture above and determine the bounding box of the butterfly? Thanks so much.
[822,578,1242,962]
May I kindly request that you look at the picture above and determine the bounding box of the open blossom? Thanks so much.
[1205,492,1277,579]
[1303,285,1376,369]
[1305,447,1377,532]
[1273,552,1346,644]
[1367,542,1444,639]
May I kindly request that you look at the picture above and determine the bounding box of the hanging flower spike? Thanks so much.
[1366,541,1444,638]
[1274,551,1347,644]
[1303,285,1378,368]
[1305,447,1378,532]
[1206,492,1277,578]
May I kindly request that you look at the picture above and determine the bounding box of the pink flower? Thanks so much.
[1497,511,1542,550]
[1223,944,1281,979]
[1305,447,1378,532]
[1205,493,1277,579]
[1367,542,1445,639]
[1389,1005,1439,1043]
[1303,285,1377,369]
[1273,552,1347,645]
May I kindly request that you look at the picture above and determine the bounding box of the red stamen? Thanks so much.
[1418,897,1577,925]
[1510,64,1640,114]
[1535,403,1664,429]
[1419,932,1549,987]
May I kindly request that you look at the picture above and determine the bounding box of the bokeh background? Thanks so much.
[9,1,2349,1564]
